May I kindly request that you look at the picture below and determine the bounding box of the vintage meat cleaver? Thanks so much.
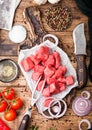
[73,23,88,88]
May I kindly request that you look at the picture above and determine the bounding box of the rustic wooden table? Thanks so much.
[0,0,92,130]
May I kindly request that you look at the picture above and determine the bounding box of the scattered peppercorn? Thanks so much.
[45,6,73,31]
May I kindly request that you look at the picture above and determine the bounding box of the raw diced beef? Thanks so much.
[21,57,34,71]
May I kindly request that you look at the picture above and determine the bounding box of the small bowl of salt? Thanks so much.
[9,25,27,43]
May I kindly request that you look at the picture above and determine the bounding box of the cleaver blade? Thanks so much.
[73,23,86,55]
[73,23,88,88]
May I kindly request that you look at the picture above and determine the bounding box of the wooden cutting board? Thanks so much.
[0,1,92,130]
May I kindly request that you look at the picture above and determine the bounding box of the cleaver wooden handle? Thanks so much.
[75,55,87,88]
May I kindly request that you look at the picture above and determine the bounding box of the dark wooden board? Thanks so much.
[0,0,92,130]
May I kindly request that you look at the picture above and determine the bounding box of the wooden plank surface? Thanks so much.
[0,0,92,130]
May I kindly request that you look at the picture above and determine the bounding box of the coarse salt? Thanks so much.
[9,25,27,43]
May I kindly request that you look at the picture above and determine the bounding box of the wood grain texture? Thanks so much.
[0,0,92,130]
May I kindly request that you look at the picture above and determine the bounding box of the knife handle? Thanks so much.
[75,55,87,88]
[18,114,30,130]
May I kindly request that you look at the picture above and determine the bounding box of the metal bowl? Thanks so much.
[0,59,18,83]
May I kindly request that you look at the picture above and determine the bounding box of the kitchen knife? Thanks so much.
[73,23,87,88]
[74,0,92,82]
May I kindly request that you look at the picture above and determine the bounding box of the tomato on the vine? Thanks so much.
[3,88,15,100]
[0,100,8,112]
[10,98,23,110]
[0,87,24,121]
[4,108,17,121]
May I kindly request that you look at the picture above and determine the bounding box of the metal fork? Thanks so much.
[18,77,46,130]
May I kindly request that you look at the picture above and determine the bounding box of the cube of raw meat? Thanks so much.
[44,65,55,78]
[31,71,42,81]
[46,77,56,84]
[52,66,67,79]
[43,98,53,107]
[36,80,44,91]
[57,77,66,83]
[45,54,55,66]
[42,87,50,97]
[49,82,57,94]
[58,82,66,92]
[53,51,61,69]
[35,46,50,61]
[30,54,41,65]
[52,87,60,95]
[65,76,74,86]
[59,66,67,75]
[21,57,34,72]
[34,65,45,74]
[36,53,48,62]
[36,46,50,55]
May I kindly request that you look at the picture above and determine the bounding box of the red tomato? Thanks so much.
[4,108,17,121]
[10,98,23,110]
[3,88,15,100]
[0,100,8,112]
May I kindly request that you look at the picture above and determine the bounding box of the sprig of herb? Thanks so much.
[29,126,38,130]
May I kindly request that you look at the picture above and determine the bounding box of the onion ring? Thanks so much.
[72,96,92,116]
[43,34,58,48]
[81,91,91,100]
[79,119,91,130]
[40,97,67,119]
[48,99,61,118]
[53,99,67,118]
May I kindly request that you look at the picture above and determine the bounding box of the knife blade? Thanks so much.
[73,23,88,88]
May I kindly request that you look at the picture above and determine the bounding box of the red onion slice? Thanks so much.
[81,91,91,100]
[40,97,67,119]
[48,99,61,118]
[79,119,91,130]
[52,99,67,119]
[72,96,92,116]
